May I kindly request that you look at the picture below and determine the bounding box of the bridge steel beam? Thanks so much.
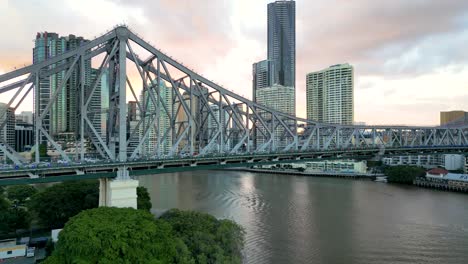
[0,25,467,167]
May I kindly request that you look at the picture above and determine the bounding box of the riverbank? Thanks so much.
[228,168,383,180]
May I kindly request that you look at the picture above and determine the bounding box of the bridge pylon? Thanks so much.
[99,167,138,208]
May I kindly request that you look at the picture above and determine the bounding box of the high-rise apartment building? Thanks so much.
[252,60,275,102]
[306,64,354,125]
[16,111,33,125]
[0,103,16,151]
[127,101,138,122]
[140,82,173,156]
[127,101,139,154]
[89,68,102,137]
[15,122,33,152]
[33,32,92,138]
[100,68,109,141]
[256,84,295,148]
[207,104,230,152]
[267,1,296,89]
[256,84,295,117]
[440,111,468,126]
[174,87,210,153]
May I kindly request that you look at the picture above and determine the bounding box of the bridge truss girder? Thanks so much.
[0,26,467,165]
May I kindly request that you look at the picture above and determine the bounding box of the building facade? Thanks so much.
[140,81,173,156]
[440,111,468,126]
[252,60,275,103]
[304,160,367,174]
[268,0,296,89]
[33,32,94,139]
[207,104,231,152]
[0,103,16,151]
[16,111,33,125]
[382,154,465,170]
[306,63,354,125]
[256,84,294,148]
[89,68,102,138]
[15,122,33,152]
[127,101,138,122]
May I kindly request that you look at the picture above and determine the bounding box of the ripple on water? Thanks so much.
[141,171,468,264]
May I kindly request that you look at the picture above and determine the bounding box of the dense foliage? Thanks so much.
[160,209,245,264]
[0,195,30,234]
[27,181,153,229]
[44,207,245,263]
[7,185,37,205]
[44,207,192,264]
[385,165,426,184]
[137,186,152,211]
[28,181,99,229]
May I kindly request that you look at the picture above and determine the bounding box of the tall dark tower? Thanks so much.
[267,1,296,89]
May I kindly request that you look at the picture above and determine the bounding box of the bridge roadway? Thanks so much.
[0,146,466,186]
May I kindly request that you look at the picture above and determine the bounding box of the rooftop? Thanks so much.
[427,168,448,176]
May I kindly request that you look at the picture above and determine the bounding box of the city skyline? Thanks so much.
[1,0,468,126]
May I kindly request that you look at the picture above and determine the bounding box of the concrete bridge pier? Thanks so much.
[99,167,139,209]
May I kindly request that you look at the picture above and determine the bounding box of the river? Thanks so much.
[138,170,468,264]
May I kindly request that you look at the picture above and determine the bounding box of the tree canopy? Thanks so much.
[28,181,99,229]
[137,186,152,211]
[44,207,192,264]
[0,195,30,234]
[160,209,245,264]
[385,165,426,184]
[7,185,37,205]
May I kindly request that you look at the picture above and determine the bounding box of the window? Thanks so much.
[7,250,12,254]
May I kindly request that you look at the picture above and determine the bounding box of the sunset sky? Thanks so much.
[1,0,468,126]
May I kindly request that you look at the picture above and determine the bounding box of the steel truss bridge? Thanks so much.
[0,26,467,185]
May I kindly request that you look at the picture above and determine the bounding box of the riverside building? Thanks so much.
[306,63,354,125]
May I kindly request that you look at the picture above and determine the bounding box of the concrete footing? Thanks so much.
[99,168,139,208]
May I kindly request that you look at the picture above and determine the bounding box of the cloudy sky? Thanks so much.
[1,0,468,126]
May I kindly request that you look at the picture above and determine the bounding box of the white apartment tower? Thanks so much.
[306,63,354,125]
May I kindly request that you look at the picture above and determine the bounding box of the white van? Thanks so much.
[26,247,35,258]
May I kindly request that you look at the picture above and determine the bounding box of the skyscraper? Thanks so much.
[16,111,33,125]
[127,101,138,122]
[306,64,354,125]
[140,81,173,156]
[252,60,275,102]
[267,1,296,89]
[89,68,103,137]
[256,84,295,148]
[207,104,230,152]
[0,103,16,151]
[33,32,92,137]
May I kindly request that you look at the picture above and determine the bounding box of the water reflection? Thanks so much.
[138,171,468,264]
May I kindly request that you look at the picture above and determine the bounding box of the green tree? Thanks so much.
[31,143,49,158]
[385,165,426,184]
[29,181,155,229]
[28,181,99,229]
[137,186,152,211]
[0,196,30,234]
[160,209,245,264]
[7,185,37,205]
[44,207,192,264]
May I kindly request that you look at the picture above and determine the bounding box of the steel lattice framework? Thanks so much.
[0,26,467,166]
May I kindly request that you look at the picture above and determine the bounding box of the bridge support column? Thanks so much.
[99,168,138,209]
